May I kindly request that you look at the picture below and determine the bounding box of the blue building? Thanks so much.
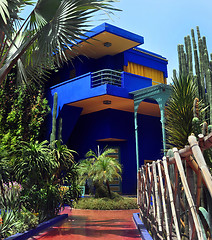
[48,23,171,195]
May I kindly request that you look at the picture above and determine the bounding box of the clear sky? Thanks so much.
[104,0,212,83]
[21,0,212,83]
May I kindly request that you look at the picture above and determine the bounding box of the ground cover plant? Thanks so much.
[74,196,138,210]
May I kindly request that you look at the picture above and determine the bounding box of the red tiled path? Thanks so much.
[32,207,141,240]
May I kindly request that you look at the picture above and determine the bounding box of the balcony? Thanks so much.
[91,69,122,88]
[50,69,153,106]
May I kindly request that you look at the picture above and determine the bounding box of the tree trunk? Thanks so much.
[106,180,111,199]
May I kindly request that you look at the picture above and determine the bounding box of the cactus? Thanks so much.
[58,117,63,142]
[50,92,58,146]
[174,27,212,125]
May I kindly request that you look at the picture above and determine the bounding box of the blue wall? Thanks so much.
[124,48,168,78]
[67,108,163,194]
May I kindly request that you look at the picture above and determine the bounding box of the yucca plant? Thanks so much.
[0,0,119,85]
[13,140,58,186]
[51,139,77,183]
[166,75,197,149]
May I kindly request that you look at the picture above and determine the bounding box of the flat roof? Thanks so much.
[66,23,144,59]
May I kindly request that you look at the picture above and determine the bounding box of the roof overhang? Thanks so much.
[66,23,144,59]
[68,94,160,117]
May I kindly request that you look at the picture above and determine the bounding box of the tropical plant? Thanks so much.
[78,147,122,198]
[0,208,19,239]
[0,79,50,152]
[13,140,58,187]
[166,75,197,149]
[0,0,119,85]
[0,181,22,210]
[51,140,76,183]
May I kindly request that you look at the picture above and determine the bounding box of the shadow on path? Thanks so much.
[31,208,141,240]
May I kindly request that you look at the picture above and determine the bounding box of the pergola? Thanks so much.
[130,83,172,171]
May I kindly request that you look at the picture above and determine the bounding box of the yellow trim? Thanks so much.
[125,62,166,85]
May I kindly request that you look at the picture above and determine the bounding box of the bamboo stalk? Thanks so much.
[144,165,149,208]
[140,167,145,209]
[173,147,204,240]
[188,135,212,198]
[137,169,141,206]
[196,168,202,208]
[153,161,163,232]
[157,160,171,240]
[162,157,181,240]
[186,157,195,240]
[147,163,155,216]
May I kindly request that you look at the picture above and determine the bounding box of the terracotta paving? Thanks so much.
[31,207,141,240]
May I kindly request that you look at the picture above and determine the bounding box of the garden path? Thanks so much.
[30,207,141,240]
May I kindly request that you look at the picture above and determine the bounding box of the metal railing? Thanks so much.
[91,69,122,88]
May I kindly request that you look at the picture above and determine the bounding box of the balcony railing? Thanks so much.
[91,69,122,88]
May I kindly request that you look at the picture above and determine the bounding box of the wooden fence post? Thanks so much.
[173,147,203,240]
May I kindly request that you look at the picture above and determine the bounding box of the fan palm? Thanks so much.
[166,75,197,149]
[0,0,119,85]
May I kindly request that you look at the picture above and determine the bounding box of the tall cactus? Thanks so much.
[58,117,63,142]
[50,92,58,146]
[174,27,212,125]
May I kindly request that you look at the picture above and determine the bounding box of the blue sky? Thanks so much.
[21,0,212,83]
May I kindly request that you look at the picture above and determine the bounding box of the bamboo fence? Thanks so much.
[137,133,212,240]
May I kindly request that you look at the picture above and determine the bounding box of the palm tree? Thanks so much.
[0,0,119,85]
[166,75,197,149]
[78,148,122,198]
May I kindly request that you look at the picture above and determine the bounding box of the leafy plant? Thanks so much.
[0,181,22,210]
[74,197,138,210]
[0,80,50,152]
[78,147,122,198]
[13,140,58,187]
[52,140,76,183]
[166,75,197,149]
[0,208,19,239]
[0,0,119,85]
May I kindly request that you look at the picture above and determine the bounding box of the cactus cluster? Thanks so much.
[175,27,212,125]
[50,92,63,146]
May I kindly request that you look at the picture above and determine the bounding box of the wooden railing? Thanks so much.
[137,133,212,240]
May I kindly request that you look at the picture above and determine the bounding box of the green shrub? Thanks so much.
[12,208,39,234]
[73,197,138,210]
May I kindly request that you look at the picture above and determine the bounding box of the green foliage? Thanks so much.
[51,140,77,183]
[50,92,58,147]
[0,79,50,152]
[20,183,62,221]
[78,148,122,198]
[73,197,138,210]
[14,207,39,234]
[0,208,18,239]
[199,207,212,238]
[166,75,197,149]
[0,0,119,84]
[175,27,212,125]
[0,182,22,210]
[13,140,58,187]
